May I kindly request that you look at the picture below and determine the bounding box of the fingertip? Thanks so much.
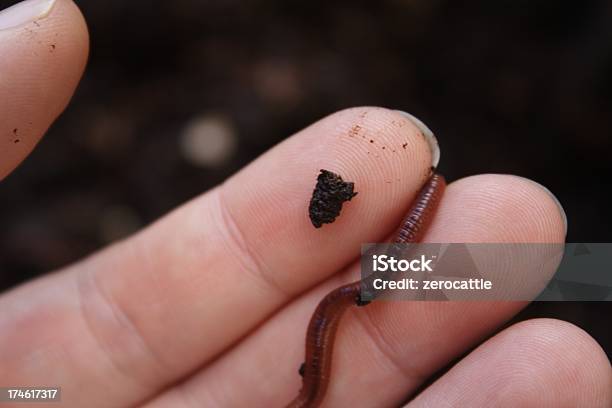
[411,318,611,408]
[0,0,89,180]
[57,0,90,68]
[493,318,612,407]
[498,174,568,241]
[427,174,567,243]
[394,110,440,168]
[513,176,568,237]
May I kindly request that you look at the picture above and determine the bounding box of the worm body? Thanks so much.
[287,173,446,408]
[395,174,446,244]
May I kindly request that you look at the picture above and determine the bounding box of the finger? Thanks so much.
[408,319,612,408]
[143,174,567,407]
[0,0,88,180]
[0,108,438,407]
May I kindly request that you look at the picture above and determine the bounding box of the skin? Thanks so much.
[0,1,610,407]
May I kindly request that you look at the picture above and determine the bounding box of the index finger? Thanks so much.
[0,107,438,407]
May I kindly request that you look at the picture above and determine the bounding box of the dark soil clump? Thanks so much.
[308,169,357,228]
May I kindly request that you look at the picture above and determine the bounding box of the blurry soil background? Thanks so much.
[1,0,610,359]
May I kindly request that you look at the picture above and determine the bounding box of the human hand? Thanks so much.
[0,1,610,407]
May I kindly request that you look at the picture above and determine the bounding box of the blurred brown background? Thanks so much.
[0,0,610,357]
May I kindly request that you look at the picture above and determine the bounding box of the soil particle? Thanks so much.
[348,124,362,137]
[308,169,357,228]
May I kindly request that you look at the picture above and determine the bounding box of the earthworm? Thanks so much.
[286,172,446,408]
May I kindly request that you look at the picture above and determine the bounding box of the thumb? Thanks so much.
[0,0,88,180]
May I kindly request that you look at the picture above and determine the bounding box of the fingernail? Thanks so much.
[0,0,56,31]
[394,111,440,168]
[524,178,568,237]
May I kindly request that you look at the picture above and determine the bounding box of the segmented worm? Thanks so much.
[287,173,446,408]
